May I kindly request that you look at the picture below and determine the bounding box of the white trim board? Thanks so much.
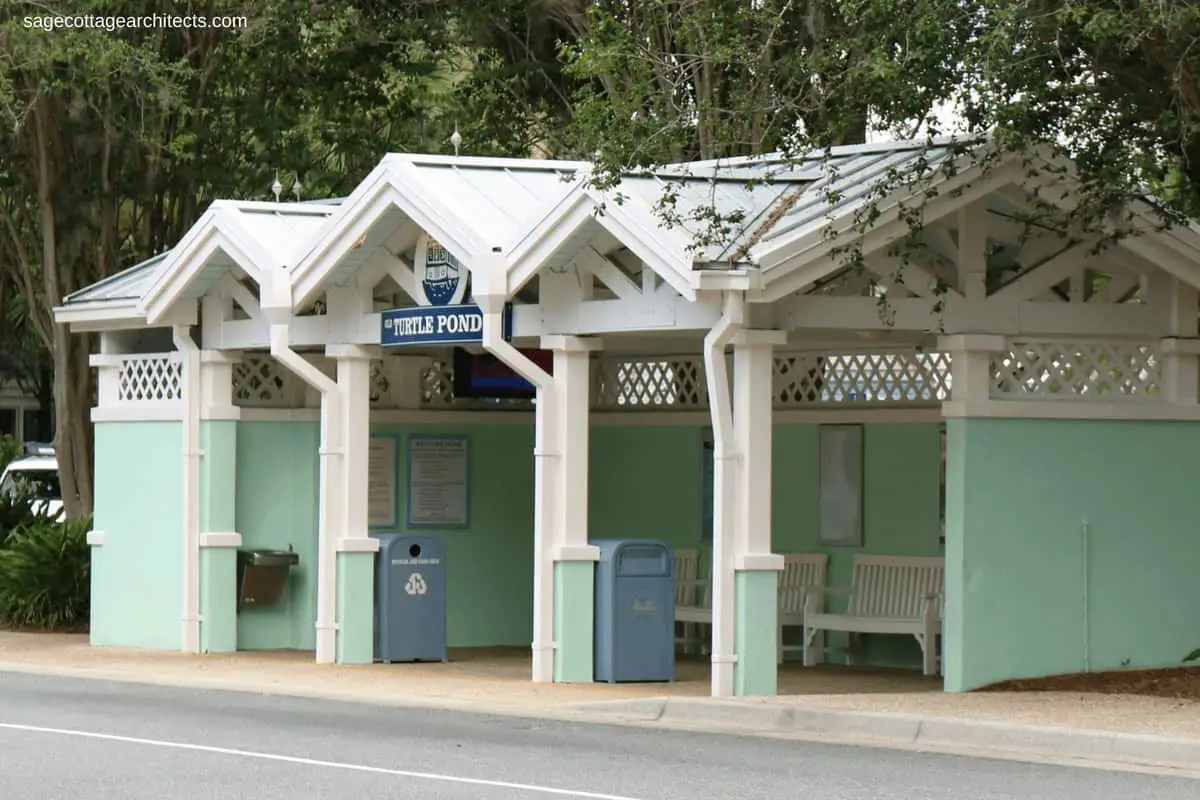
[943,400,1200,421]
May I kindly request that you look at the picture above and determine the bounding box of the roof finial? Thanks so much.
[450,124,463,157]
[292,176,303,202]
[271,171,283,203]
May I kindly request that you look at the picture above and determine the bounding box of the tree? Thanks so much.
[0,0,475,519]
[560,0,970,166]
[959,0,1200,215]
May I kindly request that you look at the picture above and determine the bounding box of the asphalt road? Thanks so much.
[0,672,1195,799]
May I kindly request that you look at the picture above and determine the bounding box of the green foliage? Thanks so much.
[0,497,42,549]
[0,435,20,473]
[0,515,91,630]
[1186,648,1200,664]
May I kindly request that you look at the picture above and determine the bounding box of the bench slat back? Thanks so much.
[674,548,701,606]
[846,555,944,619]
[778,553,829,615]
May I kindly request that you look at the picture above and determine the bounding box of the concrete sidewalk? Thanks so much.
[2,632,1199,777]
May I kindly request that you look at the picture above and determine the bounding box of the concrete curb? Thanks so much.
[5,660,1199,777]
[570,697,1200,775]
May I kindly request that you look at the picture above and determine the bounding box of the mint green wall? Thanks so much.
[945,418,1200,692]
[199,548,238,653]
[588,423,942,668]
[554,560,596,682]
[91,422,182,649]
[337,551,376,664]
[234,421,319,650]
[589,426,703,547]
[372,424,535,648]
[222,418,939,663]
[735,570,779,695]
[200,421,237,532]
[773,423,943,667]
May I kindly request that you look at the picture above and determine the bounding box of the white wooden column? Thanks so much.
[530,376,559,683]
[1161,277,1200,405]
[732,331,784,559]
[330,345,378,544]
[730,331,786,695]
[328,344,381,664]
[545,335,601,683]
[199,351,239,420]
[939,334,1005,411]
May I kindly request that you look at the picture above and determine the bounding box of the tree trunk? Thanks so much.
[32,102,93,520]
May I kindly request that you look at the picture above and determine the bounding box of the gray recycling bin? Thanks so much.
[593,538,675,683]
[372,533,447,663]
[236,549,299,610]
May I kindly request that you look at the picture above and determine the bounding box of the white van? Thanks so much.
[0,444,64,519]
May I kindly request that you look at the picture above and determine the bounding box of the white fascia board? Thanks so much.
[52,300,145,330]
[290,162,491,311]
[504,181,592,295]
[290,162,397,301]
[142,211,277,325]
[138,207,221,315]
[584,187,695,300]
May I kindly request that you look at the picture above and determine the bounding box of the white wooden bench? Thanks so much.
[777,553,829,664]
[673,549,706,655]
[673,552,829,658]
[802,555,945,675]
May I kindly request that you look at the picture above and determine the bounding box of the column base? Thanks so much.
[198,540,239,654]
[336,551,376,665]
[734,569,779,696]
[553,560,595,683]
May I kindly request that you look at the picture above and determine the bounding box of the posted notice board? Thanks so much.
[368,435,398,528]
[407,435,470,527]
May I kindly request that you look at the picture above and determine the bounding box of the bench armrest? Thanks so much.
[802,585,854,613]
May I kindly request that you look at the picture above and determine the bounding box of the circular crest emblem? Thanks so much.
[414,234,467,307]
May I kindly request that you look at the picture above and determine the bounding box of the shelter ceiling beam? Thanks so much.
[957,198,989,301]
[759,160,1023,302]
[990,237,1102,303]
[1088,271,1142,304]
[576,246,641,301]
[217,273,263,323]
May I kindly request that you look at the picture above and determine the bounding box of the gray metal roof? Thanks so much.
[61,140,977,315]
[382,153,587,248]
[63,251,171,305]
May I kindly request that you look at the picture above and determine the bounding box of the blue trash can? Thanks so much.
[593,538,675,683]
[372,533,447,663]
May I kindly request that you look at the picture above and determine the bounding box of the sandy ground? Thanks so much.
[3,631,1199,739]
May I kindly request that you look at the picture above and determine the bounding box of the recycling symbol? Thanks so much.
[405,572,428,596]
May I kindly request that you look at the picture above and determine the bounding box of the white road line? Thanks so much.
[0,722,647,800]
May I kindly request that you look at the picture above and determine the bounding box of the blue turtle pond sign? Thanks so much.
[381,303,513,347]
[380,233,512,347]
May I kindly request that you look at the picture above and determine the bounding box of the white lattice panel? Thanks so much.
[991,341,1160,399]
[422,361,455,406]
[233,356,297,407]
[598,356,707,408]
[775,351,951,406]
[118,355,182,402]
[370,359,389,405]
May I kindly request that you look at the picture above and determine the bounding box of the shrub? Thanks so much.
[0,515,91,630]
[0,481,55,548]
[0,435,20,473]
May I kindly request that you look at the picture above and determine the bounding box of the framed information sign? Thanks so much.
[368,435,399,528]
[818,424,864,546]
[406,435,470,527]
